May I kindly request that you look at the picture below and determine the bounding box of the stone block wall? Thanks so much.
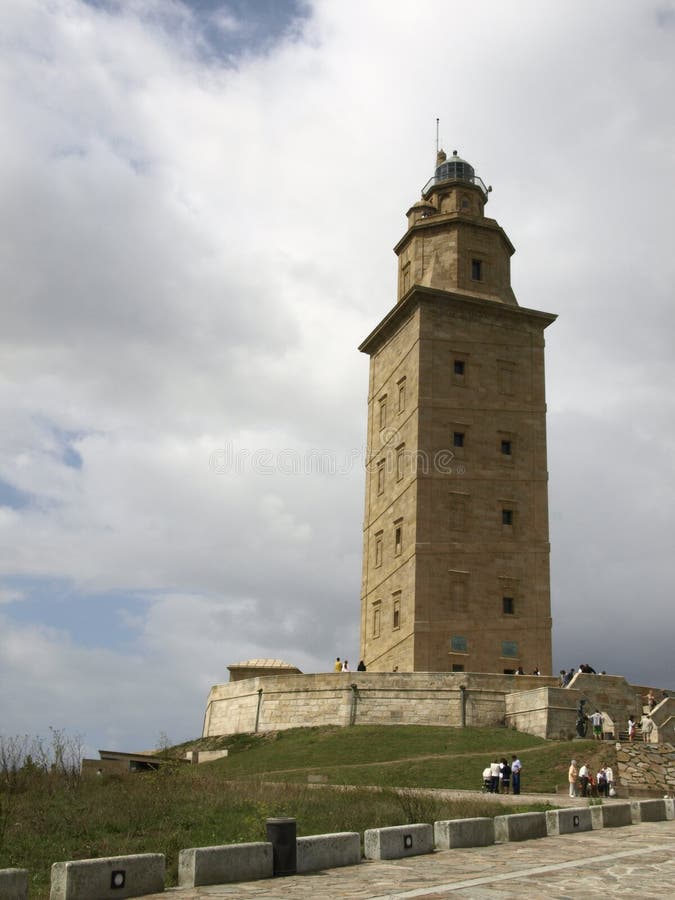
[202,671,671,741]
[616,742,675,794]
[504,687,577,740]
[202,672,556,737]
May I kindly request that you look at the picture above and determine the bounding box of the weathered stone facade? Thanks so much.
[358,150,555,675]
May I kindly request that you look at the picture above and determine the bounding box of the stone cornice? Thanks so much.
[393,213,516,257]
[358,285,557,356]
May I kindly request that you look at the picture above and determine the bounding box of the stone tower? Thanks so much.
[359,150,555,675]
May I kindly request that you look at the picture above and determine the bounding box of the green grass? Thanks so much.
[1,725,615,899]
[186,724,547,778]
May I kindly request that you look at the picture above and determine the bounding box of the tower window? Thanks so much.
[502,596,515,615]
[378,396,387,430]
[452,664,465,672]
[501,440,512,456]
[372,604,381,638]
[471,259,483,281]
[377,460,385,495]
[502,640,519,659]
[449,492,469,531]
[397,377,406,413]
[396,444,405,481]
[451,635,467,653]
[393,596,400,630]
[375,531,383,567]
[502,508,513,526]
[454,359,465,376]
[453,431,465,448]
[394,520,403,556]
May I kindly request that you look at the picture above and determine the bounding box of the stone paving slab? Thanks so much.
[137,819,675,899]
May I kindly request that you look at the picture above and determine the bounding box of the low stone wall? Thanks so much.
[616,742,675,793]
[202,672,557,737]
[202,671,671,741]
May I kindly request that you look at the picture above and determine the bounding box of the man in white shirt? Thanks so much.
[604,764,615,795]
[590,710,604,740]
[511,755,522,794]
[579,763,590,796]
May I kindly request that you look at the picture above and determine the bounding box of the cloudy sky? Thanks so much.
[1,0,674,754]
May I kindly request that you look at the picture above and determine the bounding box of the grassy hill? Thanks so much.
[1,725,614,898]
[176,724,609,793]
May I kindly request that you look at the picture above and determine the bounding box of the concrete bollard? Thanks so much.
[0,868,28,900]
[178,842,272,887]
[50,854,164,900]
[631,799,668,823]
[664,798,674,821]
[590,802,633,830]
[364,823,434,860]
[434,817,495,849]
[296,833,361,873]
[494,812,547,843]
[546,807,592,836]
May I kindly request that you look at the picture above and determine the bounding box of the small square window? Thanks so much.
[502,640,519,658]
[451,635,467,653]
[453,432,465,448]
[502,509,513,526]
[501,440,512,456]
[454,359,465,376]
[451,664,465,672]
[471,259,482,281]
[503,596,515,615]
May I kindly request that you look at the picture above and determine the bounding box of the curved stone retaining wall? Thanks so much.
[202,672,557,737]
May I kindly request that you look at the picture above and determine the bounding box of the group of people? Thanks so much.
[333,657,366,672]
[627,712,655,742]
[568,760,614,798]
[559,664,607,686]
[482,755,522,794]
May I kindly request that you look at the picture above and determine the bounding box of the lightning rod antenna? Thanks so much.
[436,118,440,155]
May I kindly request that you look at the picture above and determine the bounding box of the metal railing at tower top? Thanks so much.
[422,172,489,199]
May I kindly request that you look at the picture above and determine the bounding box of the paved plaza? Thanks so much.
[140,817,675,899]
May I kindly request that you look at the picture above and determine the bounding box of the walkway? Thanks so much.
[141,818,675,899]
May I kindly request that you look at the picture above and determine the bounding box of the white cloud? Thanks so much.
[1,0,674,749]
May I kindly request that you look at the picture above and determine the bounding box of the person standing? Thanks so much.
[511,755,522,794]
[499,757,511,794]
[357,659,367,671]
[590,709,604,741]
[489,758,501,794]
[579,762,590,797]
[568,760,579,798]
[628,715,636,741]
[640,713,654,743]
[341,659,350,672]
[334,657,342,672]
[604,763,615,796]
